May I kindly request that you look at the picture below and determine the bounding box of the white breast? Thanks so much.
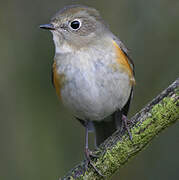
[55,42,132,121]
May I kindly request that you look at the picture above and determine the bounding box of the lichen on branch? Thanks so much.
[61,78,179,180]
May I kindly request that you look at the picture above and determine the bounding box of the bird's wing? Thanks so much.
[112,35,135,76]
[112,36,135,85]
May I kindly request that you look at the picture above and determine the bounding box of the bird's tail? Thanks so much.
[93,89,133,147]
[93,112,120,147]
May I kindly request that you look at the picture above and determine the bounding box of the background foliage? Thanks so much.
[0,0,178,179]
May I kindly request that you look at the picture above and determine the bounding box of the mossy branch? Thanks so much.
[61,78,179,180]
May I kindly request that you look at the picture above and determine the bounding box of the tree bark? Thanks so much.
[61,78,179,180]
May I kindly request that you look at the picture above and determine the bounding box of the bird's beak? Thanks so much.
[39,24,56,30]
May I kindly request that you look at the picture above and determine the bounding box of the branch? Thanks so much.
[61,78,179,180]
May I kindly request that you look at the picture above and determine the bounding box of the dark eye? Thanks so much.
[70,20,81,30]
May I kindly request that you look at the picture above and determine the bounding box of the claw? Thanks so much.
[122,115,133,140]
[84,120,104,176]
[84,148,104,176]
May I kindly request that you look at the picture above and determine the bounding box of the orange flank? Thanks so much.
[52,61,66,99]
[113,40,135,85]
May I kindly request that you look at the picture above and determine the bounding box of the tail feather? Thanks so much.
[93,88,133,146]
[93,116,117,147]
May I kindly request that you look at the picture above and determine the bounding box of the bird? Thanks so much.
[40,4,135,174]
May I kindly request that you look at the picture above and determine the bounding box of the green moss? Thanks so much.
[64,92,179,180]
[175,87,179,96]
[94,95,179,178]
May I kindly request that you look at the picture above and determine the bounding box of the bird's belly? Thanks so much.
[60,66,131,121]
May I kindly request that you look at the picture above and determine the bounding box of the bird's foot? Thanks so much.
[84,148,104,176]
[122,115,133,141]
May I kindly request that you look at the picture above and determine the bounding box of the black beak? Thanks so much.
[39,24,56,30]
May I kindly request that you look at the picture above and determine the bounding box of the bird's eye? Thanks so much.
[70,20,81,30]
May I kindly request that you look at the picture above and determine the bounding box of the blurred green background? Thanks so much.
[1,0,178,179]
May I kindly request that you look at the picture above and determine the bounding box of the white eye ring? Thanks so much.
[69,19,81,30]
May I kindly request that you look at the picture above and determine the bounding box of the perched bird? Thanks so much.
[40,4,135,173]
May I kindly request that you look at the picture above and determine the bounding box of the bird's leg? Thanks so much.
[122,115,133,140]
[84,120,103,176]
